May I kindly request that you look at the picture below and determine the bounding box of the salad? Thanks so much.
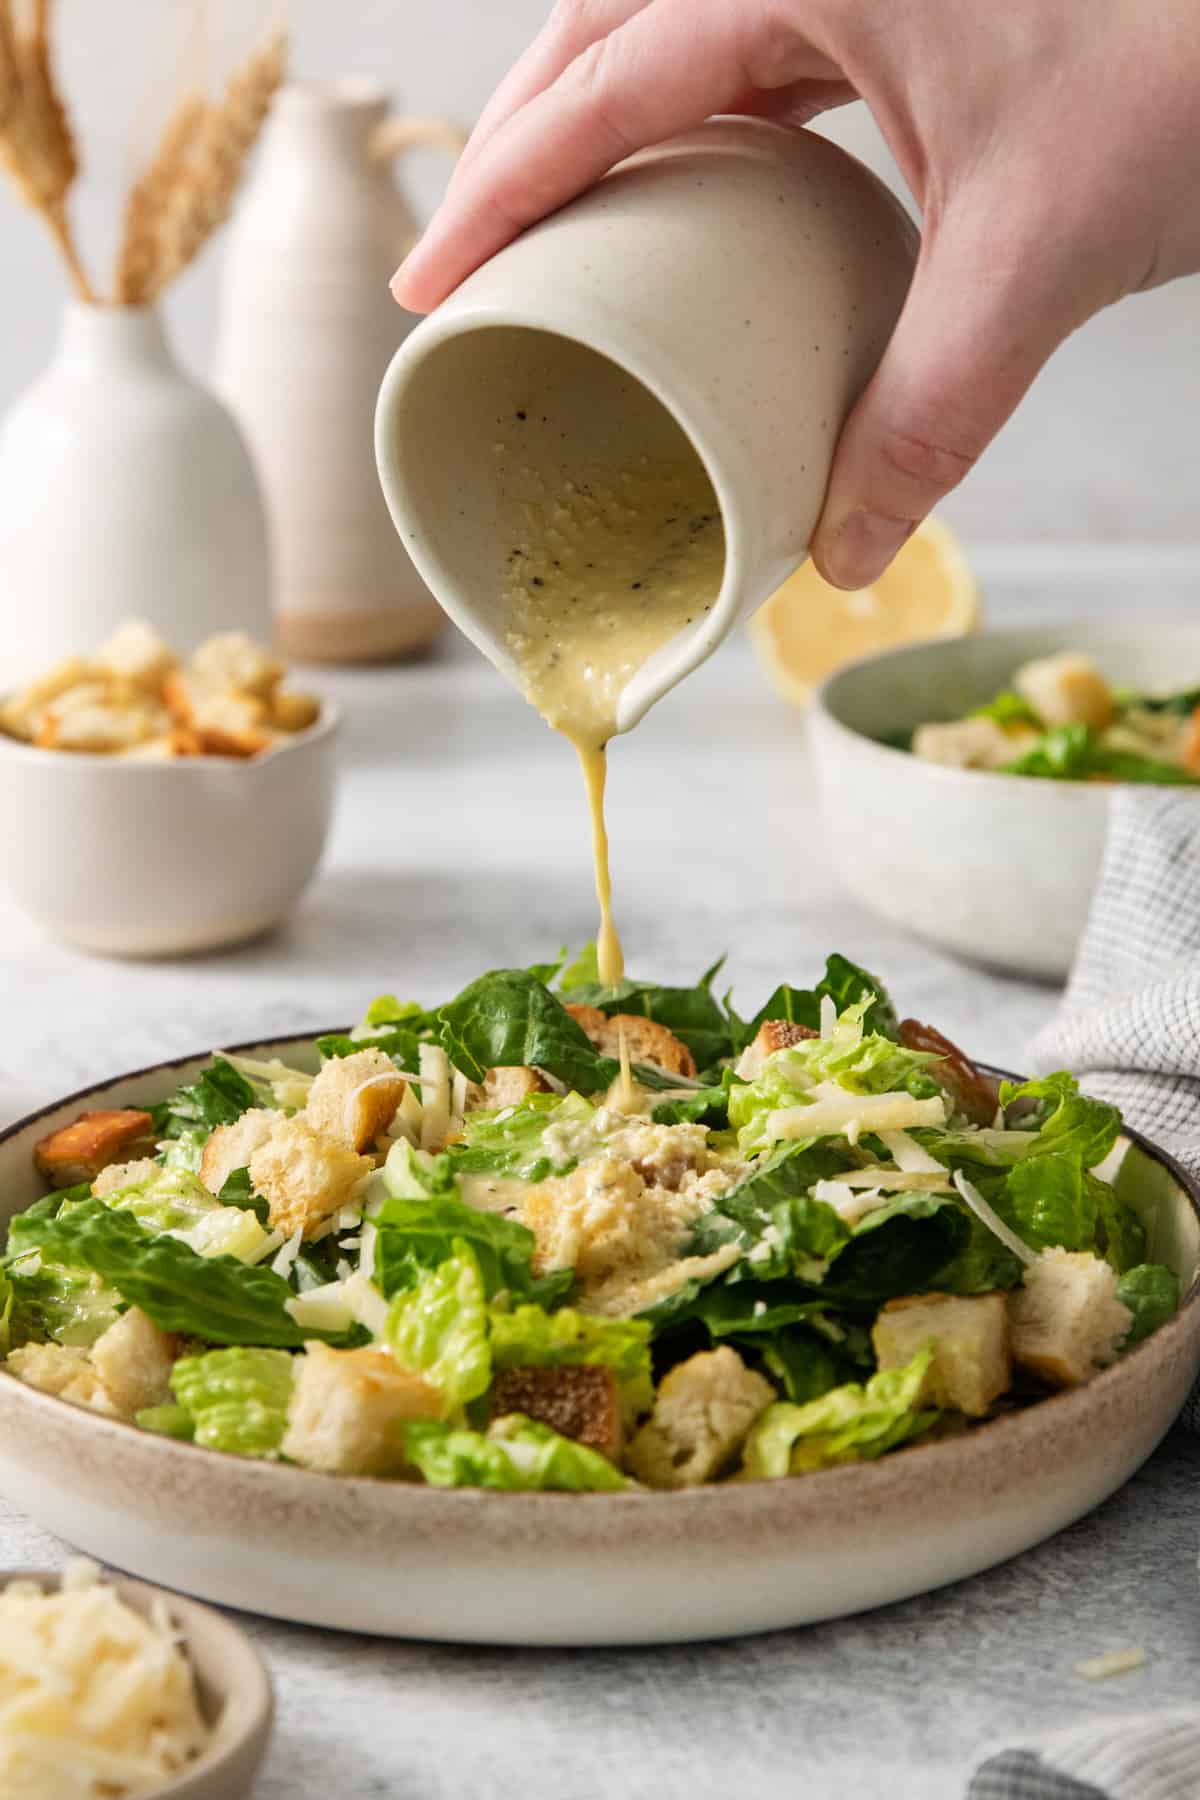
[902,649,1200,783]
[2,950,1181,1492]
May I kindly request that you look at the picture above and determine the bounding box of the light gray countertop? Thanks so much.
[1,567,1197,1798]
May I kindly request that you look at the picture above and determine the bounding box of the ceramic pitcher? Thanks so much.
[214,81,465,665]
[0,303,271,690]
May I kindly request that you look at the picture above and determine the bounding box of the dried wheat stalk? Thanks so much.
[114,91,206,305]
[145,27,286,303]
[0,0,92,300]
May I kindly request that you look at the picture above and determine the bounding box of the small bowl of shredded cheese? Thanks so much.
[0,1558,272,1799]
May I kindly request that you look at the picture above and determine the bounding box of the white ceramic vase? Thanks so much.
[0,303,271,690]
[214,81,465,665]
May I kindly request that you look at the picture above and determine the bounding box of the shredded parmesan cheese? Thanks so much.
[1075,1647,1147,1681]
[819,994,837,1038]
[0,1560,210,1797]
[767,1088,947,1144]
[418,1043,451,1152]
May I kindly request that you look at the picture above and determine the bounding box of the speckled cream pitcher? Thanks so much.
[375,118,918,731]
[216,82,466,664]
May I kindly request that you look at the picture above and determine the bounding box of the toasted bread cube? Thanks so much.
[34,1109,155,1189]
[912,716,1037,771]
[281,1343,443,1475]
[873,1291,1010,1417]
[163,671,274,754]
[306,1049,406,1152]
[35,689,169,754]
[248,1117,370,1240]
[490,1364,624,1461]
[198,1107,280,1196]
[119,727,205,761]
[189,631,282,698]
[1014,652,1115,732]
[96,619,177,693]
[1008,1249,1133,1388]
[467,1065,548,1112]
[626,1347,774,1489]
[89,1307,180,1418]
[91,1157,162,1198]
[0,657,96,741]
[6,1343,120,1418]
[565,1004,696,1078]
[736,1018,819,1081]
[271,689,321,733]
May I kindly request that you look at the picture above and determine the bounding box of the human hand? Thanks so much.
[392,0,1200,588]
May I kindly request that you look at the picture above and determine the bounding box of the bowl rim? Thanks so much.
[812,617,1200,795]
[1,1031,1197,1515]
[0,698,341,771]
[0,1564,273,1796]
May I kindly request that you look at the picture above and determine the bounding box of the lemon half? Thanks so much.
[749,515,981,706]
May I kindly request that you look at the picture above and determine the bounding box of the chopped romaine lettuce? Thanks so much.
[751,1327,845,1405]
[403,1415,629,1490]
[1116,1264,1180,1345]
[170,1346,294,1456]
[135,1403,195,1441]
[745,954,900,1045]
[557,954,737,1072]
[149,1057,258,1140]
[451,1091,596,1181]
[999,1073,1121,1171]
[1002,723,1200,785]
[8,1263,122,1348]
[221,1053,313,1111]
[1002,1155,1096,1253]
[1093,1177,1147,1274]
[742,1345,937,1477]
[384,1245,491,1408]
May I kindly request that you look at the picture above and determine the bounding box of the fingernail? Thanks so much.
[822,510,914,589]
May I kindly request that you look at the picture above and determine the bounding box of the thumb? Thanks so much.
[811,204,1083,589]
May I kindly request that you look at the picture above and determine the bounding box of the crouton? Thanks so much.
[898,1019,998,1126]
[96,619,177,693]
[1015,651,1115,731]
[912,716,1038,771]
[873,1291,1010,1417]
[35,693,169,754]
[466,1065,548,1112]
[306,1049,406,1152]
[189,631,282,698]
[6,1342,120,1418]
[489,1364,624,1462]
[119,727,205,762]
[281,1342,443,1475]
[271,689,321,733]
[34,1109,155,1189]
[0,657,96,741]
[736,1018,819,1081]
[1008,1248,1133,1388]
[199,1107,281,1196]
[627,1347,774,1488]
[165,674,274,756]
[91,1157,162,1198]
[248,1116,370,1240]
[564,1004,696,1077]
[89,1307,180,1419]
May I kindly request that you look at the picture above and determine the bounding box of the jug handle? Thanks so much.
[369,115,469,164]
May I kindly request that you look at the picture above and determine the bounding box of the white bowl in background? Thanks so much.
[0,1565,273,1798]
[810,621,1200,981]
[0,705,339,956]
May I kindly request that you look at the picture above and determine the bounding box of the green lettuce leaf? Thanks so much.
[490,1303,653,1415]
[0,1269,10,1357]
[746,954,900,1044]
[749,1327,845,1405]
[375,1149,571,1307]
[651,1069,745,1128]
[742,1345,937,1477]
[384,1245,491,1408]
[437,969,608,1090]
[927,1209,1023,1294]
[816,1195,970,1307]
[451,1091,595,1181]
[8,1264,123,1348]
[96,1164,220,1234]
[169,1346,294,1457]
[1002,722,1200,785]
[1093,1177,1146,1274]
[1000,1072,1122,1170]
[149,1057,258,1140]
[215,1168,270,1226]
[316,1027,424,1067]
[135,1403,195,1441]
[10,1198,342,1347]
[971,690,1041,728]
[709,1142,854,1277]
[403,1415,629,1491]
[557,954,737,1071]
[1116,1264,1180,1345]
[1002,1156,1095,1253]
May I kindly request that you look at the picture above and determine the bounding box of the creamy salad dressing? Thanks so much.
[502,453,725,986]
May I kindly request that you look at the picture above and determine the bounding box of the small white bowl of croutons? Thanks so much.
[810,619,1200,981]
[0,620,338,956]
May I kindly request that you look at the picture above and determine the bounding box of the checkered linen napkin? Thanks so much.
[968,788,1200,1799]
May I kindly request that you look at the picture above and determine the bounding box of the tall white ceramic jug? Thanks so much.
[0,303,271,690]
[214,81,465,664]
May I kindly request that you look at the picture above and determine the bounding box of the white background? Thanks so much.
[0,0,1196,552]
